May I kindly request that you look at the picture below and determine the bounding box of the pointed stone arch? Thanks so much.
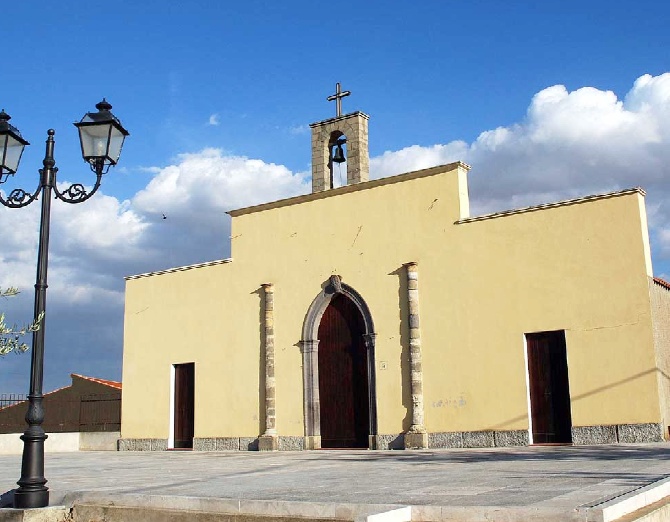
[299,275,377,449]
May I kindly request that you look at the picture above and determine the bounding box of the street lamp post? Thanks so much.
[0,100,129,509]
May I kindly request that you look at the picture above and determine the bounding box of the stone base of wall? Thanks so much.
[428,430,529,449]
[572,423,664,445]
[117,438,167,451]
[119,436,304,451]
[118,424,664,451]
[374,434,399,450]
[192,437,259,451]
[278,436,305,451]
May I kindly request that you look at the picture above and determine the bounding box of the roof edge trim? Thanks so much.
[125,258,233,281]
[456,187,646,224]
[229,161,470,217]
[71,373,122,390]
[309,111,370,127]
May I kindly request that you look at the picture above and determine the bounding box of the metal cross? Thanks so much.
[327,82,351,117]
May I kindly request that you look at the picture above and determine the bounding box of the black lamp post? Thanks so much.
[0,100,129,509]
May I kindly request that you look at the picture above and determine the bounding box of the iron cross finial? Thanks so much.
[327,82,351,117]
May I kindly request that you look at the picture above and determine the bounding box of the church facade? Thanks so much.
[120,93,670,451]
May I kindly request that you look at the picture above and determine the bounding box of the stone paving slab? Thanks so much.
[0,444,669,521]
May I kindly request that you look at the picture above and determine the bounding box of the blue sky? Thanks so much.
[2,0,670,394]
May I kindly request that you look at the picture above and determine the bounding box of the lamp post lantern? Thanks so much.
[0,100,128,509]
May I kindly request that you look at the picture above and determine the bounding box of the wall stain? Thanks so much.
[351,225,363,248]
[432,395,467,409]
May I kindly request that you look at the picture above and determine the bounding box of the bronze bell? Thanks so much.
[332,142,346,163]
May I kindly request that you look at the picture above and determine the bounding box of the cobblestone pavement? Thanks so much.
[1,444,669,519]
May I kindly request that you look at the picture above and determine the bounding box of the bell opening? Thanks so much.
[328,131,348,189]
[332,138,347,164]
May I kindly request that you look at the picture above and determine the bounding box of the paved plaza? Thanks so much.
[1,444,670,520]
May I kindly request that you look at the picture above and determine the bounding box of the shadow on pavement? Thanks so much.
[0,489,15,508]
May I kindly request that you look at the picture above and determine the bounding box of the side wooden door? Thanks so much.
[174,363,195,449]
[526,331,572,444]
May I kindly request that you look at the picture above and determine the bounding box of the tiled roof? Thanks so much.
[653,277,670,291]
[71,373,122,390]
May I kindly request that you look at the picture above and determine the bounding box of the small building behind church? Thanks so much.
[120,87,670,451]
[0,374,121,453]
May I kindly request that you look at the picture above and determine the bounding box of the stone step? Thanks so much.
[73,503,341,522]
[3,500,670,522]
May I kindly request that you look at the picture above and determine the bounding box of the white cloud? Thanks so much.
[133,148,309,218]
[0,206,40,293]
[2,148,310,308]
[289,124,308,135]
[127,148,311,270]
[138,166,162,174]
[472,74,670,252]
[208,113,220,126]
[371,142,469,179]
[53,190,148,254]
[0,189,149,308]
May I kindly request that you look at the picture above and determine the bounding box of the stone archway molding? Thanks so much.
[302,275,375,340]
[299,275,377,449]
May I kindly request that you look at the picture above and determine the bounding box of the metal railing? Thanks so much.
[0,393,27,409]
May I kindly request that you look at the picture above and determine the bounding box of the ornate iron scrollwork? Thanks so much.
[53,174,102,204]
[56,183,88,203]
[8,188,33,205]
[0,186,40,208]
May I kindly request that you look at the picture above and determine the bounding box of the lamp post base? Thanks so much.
[13,489,49,509]
[14,429,49,508]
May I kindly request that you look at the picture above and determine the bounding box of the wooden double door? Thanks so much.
[526,331,573,444]
[318,294,370,448]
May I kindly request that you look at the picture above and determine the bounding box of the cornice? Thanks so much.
[229,161,470,217]
[456,188,645,224]
[125,258,232,280]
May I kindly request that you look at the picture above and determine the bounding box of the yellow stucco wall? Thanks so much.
[650,279,670,436]
[122,163,659,441]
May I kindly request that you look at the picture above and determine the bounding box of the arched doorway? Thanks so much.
[300,275,377,450]
[318,294,369,448]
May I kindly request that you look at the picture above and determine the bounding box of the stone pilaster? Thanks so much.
[346,113,369,186]
[404,262,428,449]
[259,283,278,451]
[363,333,378,450]
[299,339,321,450]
